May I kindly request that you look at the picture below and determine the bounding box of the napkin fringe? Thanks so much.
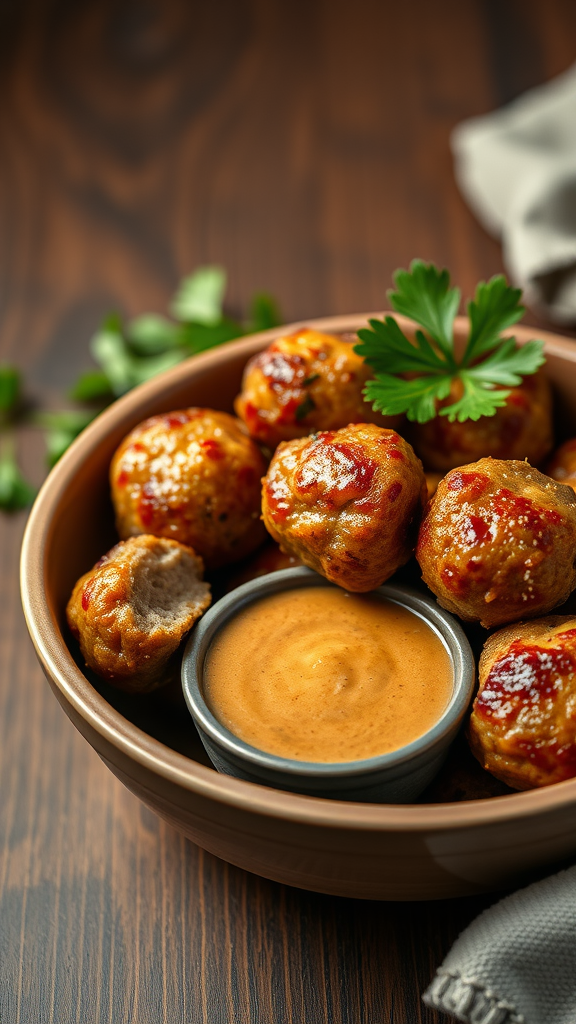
[423,970,525,1024]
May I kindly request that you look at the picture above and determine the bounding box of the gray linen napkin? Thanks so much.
[452,63,576,323]
[422,864,576,1024]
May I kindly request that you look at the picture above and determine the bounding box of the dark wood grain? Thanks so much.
[2,1,576,1020]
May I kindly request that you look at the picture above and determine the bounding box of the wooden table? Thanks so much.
[2,2,576,1020]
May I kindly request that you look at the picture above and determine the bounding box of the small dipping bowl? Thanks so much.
[182,567,475,803]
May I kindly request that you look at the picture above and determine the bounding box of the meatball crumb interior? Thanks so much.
[67,535,211,693]
[262,423,426,592]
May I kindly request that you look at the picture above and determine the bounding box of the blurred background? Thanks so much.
[2,2,576,1021]
[3,0,575,400]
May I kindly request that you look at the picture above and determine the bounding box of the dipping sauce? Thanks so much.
[203,586,453,763]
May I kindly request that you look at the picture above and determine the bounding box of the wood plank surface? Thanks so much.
[1,1,576,1021]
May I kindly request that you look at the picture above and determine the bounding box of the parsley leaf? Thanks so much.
[90,318,186,397]
[355,317,453,375]
[37,410,97,467]
[248,293,282,332]
[0,366,21,417]
[170,266,226,325]
[0,437,36,511]
[438,375,511,423]
[363,372,454,424]
[69,370,113,403]
[127,314,179,355]
[389,261,460,360]
[355,262,545,424]
[179,317,243,354]
[464,276,524,363]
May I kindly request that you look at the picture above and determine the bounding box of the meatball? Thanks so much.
[410,369,553,472]
[417,458,576,628]
[262,424,426,592]
[469,617,576,789]
[234,328,398,448]
[111,408,267,569]
[66,535,211,693]
[547,439,576,494]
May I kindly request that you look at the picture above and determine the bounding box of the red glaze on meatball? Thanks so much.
[111,408,267,569]
[262,424,426,592]
[469,617,576,789]
[234,328,399,448]
[416,458,576,628]
[547,438,576,495]
[410,369,553,472]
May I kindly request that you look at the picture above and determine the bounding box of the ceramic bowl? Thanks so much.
[182,567,475,803]
[20,313,576,900]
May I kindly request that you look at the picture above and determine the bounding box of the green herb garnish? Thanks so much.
[0,367,36,510]
[0,435,36,511]
[248,292,282,333]
[0,365,21,418]
[36,410,98,467]
[74,267,282,400]
[295,394,316,421]
[354,260,545,423]
[170,265,227,325]
[0,267,283,508]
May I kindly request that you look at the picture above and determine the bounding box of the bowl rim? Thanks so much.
[20,311,576,833]
[182,567,475,778]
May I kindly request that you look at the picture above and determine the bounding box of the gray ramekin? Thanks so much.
[181,567,475,803]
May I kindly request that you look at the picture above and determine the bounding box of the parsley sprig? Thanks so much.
[0,366,36,511]
[354,261,545,423]
[0,266,281,512]
[72,266,281,401]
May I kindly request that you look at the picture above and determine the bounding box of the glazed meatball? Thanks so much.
[547,439,576,494]
[469,617,576,789]
[111,409,267,569]
[410,369,553,472]
[234,328,398,448]
[66,535,211,693]
[417,458,576,628]
[262,424,426,592]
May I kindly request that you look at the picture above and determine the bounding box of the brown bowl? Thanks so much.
[20,313,576,901]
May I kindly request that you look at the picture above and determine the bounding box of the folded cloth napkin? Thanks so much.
[452,63,576,324]
[422,864,576,1024]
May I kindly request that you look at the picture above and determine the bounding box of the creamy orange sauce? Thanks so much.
[204,587,453,763]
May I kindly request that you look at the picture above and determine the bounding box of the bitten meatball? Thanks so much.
[262,424,426,592]
[111,408,267,569]
[547,439,576,494]
[469,617,576,789]
[417,458,576,628]
[66,535,211,693]
[234,328,398,448]
[410,369,553,472]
